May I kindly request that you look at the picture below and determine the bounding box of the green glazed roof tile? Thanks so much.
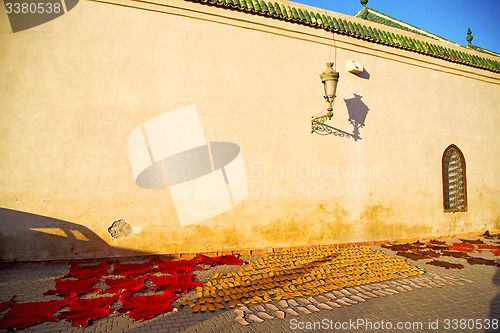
[403,36,414,50]
[353,22,362,36]
[361,24,371,40]
[387,32,396,45]
[383,31,392,45]
[320,14,328,27]
[362,24,371,39]
[399,35,408,48]
[435,45,444,57]
[461,51,469,63]
[329,16,339,30]
[244,0,253,10]
[252,0,260,11]
[415,39,425,52]
[471,55,479,66]
[396,34,405,48]
[460,51,467,62]
[337,18,347,33]
[273,2,282,15]
[345,20,355,35]
[343,18,351,33]
[421,42,429,53]
[407,37,417,50]
[360,25,368,39]
[314,12,322,26]
[360,24,369,39]
[284,5,292,19]
[185,0,500,73]
[379,30,388,43]
[278,5,286,17]
[347,20,356,35]
[259,1,268,13]
[356,23,364,37]
[442,46,451,59]
[302,9,311,23]
[235,0,244,8]
[309,11,316,24]
[375,28,384,42]
[429,44,438,56]
[366,26,374,39]
[309,12,323,25]
[388,32,397,45]
[377,29,386,42]
[266,2,274,15]
[437,46,445,58]
[278,4,286,17]
[400,35,409,48]
[390,33,400,47]
[297,8,306,21]
[327,15,336,30]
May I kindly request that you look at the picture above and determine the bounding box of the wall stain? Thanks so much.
[359,203,432,241]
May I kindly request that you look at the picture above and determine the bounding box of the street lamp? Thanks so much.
[320,62,340,120]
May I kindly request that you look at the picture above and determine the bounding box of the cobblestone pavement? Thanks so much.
[1,236,499,333]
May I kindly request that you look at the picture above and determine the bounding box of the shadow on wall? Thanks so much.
[353,68,370,80]
[344,93,370,141]
[0,207,144,262]
[489,260,500,326]
[311,93,370,140]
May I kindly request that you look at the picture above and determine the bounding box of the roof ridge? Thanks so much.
[356,7,453,43]
[184,0,500,74]
[467,44,500,58]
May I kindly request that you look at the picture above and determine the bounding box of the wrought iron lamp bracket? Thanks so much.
[310,115,357,139]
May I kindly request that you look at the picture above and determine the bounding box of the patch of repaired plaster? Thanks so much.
[108,219,133,239]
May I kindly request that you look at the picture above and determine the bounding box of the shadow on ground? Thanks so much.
[489,259,500,327]
[120,253,342,331]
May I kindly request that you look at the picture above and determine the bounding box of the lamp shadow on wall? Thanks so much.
[344,93,370,141]
[0,207,144,262]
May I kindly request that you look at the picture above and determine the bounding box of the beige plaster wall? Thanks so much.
[0,0,499,261]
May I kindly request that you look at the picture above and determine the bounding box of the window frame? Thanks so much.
[442,144,468,213]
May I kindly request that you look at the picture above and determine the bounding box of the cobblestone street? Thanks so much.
[1,235,499,332]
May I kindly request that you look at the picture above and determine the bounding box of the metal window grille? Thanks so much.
[442,146,467,211]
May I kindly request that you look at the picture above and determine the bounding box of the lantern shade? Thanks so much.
[320,62,340,98]
[324,80,338,99]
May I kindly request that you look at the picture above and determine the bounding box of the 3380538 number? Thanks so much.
[443,318,499,330]
[5,2,62,14]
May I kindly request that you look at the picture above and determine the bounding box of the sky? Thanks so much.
[293,0,500,54]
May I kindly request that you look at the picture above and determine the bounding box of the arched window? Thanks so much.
[442,145,467,212]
